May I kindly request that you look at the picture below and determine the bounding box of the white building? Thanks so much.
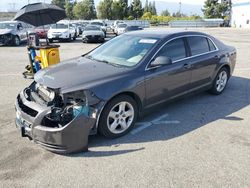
[231,0,250,28]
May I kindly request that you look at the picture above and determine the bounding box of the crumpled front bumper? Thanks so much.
[15,89,96,154]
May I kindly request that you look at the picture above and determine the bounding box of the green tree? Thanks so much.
[51,0,65,9]
[161,9,170,16]
[131,0,143,19]
[73,0,97,19]
[141,11,152,20]
[120,0,128,18]
[97,0,113,19]
[112,1,124,19]
[203,0,230,19]
[152,1,157,15]
[144,0,149,13]
[65,0,76,19]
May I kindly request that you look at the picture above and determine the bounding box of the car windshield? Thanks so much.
[118,24,127,28]
[51,24,68,29]
[127,26,139,31]
[90,22,103,26]
[87,35,158,67]
[84,26,100,31]
[36,25,50,29]
[0,22,16,29]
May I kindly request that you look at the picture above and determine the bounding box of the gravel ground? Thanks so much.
[0,28,249,188]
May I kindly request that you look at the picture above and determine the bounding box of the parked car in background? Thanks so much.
[0,21,33,46]
[111,20,125,33]
[73,23,83,36]
[82,25,105,43]
[34,25,50,39]
[15,31,236,153]
[90,20,107,37]
[115,23,128,36]
[47,23,76,42]
[124,25,143,33]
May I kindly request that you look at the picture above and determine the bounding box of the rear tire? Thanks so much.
[98,95,138,138]
[209,67,229,95]
[48,39,53,43]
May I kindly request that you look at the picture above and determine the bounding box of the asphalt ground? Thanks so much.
[0,28,249,188]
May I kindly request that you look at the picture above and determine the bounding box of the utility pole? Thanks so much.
[179,0,182,17]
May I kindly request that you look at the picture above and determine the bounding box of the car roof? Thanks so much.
[125,30,209,39]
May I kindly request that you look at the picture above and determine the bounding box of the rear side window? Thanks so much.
[207,38,217,51]
[157,38,187,62]
[187,36,210,56]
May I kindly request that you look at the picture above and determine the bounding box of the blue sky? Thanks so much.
[0,0,205,12]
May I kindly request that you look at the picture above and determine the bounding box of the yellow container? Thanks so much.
[39,46,60,69]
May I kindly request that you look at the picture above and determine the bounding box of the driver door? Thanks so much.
[144,37,192,107]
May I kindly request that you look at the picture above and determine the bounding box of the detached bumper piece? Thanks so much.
[15,89,96,154]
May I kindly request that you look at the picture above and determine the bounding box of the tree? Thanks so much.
[131,0,143,19]
[97,0,113,19]
[51,0,65,9]
[112,1,124,19]
[161,9,170,16]
[141,12,152,20]
[151,1,157,15]
[144,0,149,13]
[73,0,97,20]
[202,0,230,19]
[65,0,76,19]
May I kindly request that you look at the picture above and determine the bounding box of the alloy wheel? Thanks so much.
[107,101,135,134]
[216,70,228,92]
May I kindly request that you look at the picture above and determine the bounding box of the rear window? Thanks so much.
[187,36,210,56]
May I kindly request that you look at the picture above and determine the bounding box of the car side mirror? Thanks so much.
[150,56,172,67]
[17,25,23,30]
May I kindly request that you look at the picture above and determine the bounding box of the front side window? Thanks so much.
[87,35,159,67]
[156,38,187,62]
[187,36,210,56]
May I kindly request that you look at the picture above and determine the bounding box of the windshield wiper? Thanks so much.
[85,56,123,67]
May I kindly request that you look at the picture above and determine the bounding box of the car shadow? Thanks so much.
[69,76,250,157]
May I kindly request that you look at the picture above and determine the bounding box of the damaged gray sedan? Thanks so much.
[15,31,236,153]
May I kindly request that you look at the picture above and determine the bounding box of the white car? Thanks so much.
[47,23,76,42]
[112,20,125,33]
[115,23,128,36]
[89,20,107,37]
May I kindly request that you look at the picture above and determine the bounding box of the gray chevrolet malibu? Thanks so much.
[15,31,236,153]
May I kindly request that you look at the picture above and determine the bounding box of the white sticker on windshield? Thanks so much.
[139,39,157,44]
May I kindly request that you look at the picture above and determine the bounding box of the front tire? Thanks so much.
[13,36,20,46]
[67,34,72,42]
[98,95,138,138]
[209,67,229,95]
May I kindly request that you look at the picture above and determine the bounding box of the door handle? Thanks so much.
[183,63,191,69]
[214,55,220,59]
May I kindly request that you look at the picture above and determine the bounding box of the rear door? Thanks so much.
[186,36,220,90]
[144,37,192,107]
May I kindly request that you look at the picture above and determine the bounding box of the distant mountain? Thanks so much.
[152,1,203,16]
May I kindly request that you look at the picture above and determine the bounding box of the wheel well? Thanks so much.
[221,64,231,75]
[95,92,143,132]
